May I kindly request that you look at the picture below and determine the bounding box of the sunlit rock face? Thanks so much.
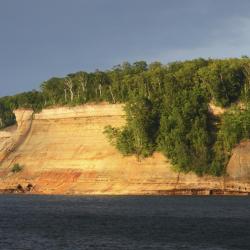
[0,109,33,163]
[0,104,249,195]
[227,140,250,179]
[14,109,33,128]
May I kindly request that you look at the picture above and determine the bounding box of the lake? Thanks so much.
[0,195,249,249]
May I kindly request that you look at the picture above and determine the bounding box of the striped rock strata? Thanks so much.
[0,104,249,195]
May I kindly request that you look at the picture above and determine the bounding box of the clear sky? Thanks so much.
[1,0,250,97]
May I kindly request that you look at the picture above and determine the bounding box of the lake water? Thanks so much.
[0,195,249,250]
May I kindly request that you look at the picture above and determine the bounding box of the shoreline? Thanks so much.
[0,185,249,196]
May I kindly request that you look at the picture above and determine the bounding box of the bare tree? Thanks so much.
[109,85,116,103]
[64,88,67,102]
[78,73,88,101]
[98,83,102,98]
[243,63,250,108]
[64,78,74,102]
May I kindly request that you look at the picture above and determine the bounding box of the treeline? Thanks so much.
[1,57,250,176]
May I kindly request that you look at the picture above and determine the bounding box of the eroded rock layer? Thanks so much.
[0,110,33,163]
[0,104,249,195]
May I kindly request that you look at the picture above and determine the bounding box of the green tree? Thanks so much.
[104,97,159,160]
[198,60,245,107]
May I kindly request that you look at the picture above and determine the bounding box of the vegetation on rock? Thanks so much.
[1,57,250,176]
[11,163,24,173]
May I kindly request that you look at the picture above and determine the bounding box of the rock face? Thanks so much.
[0,104,249,195]
[0,109,33,163]
[227,141,250,179]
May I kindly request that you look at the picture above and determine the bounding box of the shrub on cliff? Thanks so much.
[11,163,24,173]
[0,97,16,129]
[104,126,136,156]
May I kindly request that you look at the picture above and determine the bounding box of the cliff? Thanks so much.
[0,110,33,163]
[0,104,249,195]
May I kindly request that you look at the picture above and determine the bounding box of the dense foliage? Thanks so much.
[104,97,159,159]
[1,57,250,176]
[158,85,212,175]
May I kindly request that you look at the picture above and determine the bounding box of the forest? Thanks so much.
[1,57,250,176]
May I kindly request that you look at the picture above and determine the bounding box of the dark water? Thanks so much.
[0,196,250,250]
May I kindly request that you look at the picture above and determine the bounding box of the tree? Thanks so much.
[104,97,159,160]
[64,77,74,102]
[77,72,89,102]
[41,77,65,105]
[198,60,245,107]
[158,84,211,175]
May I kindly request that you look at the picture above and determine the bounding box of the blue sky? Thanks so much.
[1,0,250,97]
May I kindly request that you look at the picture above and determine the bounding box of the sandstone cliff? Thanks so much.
[0,109,33,163]
[0,104,249,195]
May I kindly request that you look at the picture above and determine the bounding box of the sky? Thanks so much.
[1,0,250,97]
